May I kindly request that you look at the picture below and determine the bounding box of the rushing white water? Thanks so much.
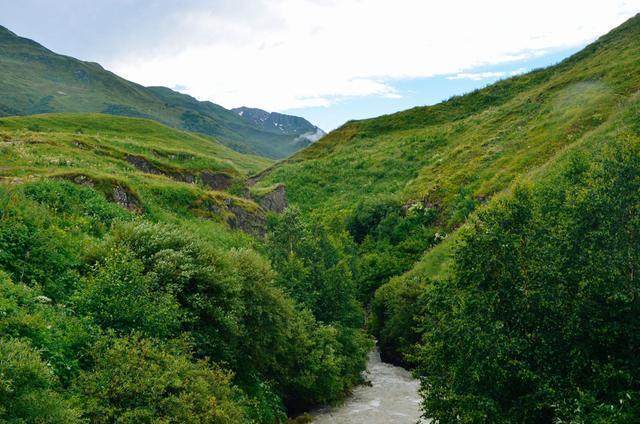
[312,348,427,423]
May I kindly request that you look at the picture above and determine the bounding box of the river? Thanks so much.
[311,348,427,423]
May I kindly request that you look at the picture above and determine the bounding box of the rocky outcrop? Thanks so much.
[246,166,276,186]
[125,154,236,191]
[125,154,196,184]
[192,194,266,236]
[125,154,164,175]
[111,184,142,212]
[201,172,233,191]
[254,184,287,213]
[69,174,95,187]
[61,173,142,213]
[227,204,266,236]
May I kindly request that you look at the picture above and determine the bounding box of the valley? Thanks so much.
[1,10,640,424]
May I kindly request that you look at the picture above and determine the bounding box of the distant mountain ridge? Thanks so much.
[232,106,325,148]
[0,25,319,159]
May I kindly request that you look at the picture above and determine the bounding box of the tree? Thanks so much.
[412,142,640,422]
[267,207,364,327]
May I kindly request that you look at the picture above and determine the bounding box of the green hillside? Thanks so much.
[3,10,640,424]
[0,113,274,228]
[0,113,372,422]
[370,92,640,421]
[255,14,640,422]
[257,13,640,279]
[0,25,313,159]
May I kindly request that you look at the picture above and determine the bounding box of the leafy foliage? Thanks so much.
[74,248,183,338]
[0,337,82,423]
[266,207,365,327]
[374,137,640,422]
[0,178,370,422]
[76,335,246,424]
[346,196,438,301]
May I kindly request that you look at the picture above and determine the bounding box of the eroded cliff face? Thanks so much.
[61,148,289,237]
[191,193,267,236]
[125,154,235,191]
[227,203,267,236]
[200,172,234,191]
[254,184,287,213]
[62,173,143,213]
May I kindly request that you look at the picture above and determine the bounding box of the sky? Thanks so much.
[1,0,639,130]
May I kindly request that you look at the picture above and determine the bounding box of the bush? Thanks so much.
[369,272,429,365]
[0,184,373,421]
[0,271,94,386]
[97,221,371,415]
[0,189,81,300]
[0,337,81,423]
[75,335,247,423]
[267,207,365,328]
[73,247,183,338]
[346,197,437,302]
[409,142,640,422]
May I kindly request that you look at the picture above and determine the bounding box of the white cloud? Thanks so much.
[509,68,528,76]
[447,67,529,81]
[105,0,640,111]
[447,71,507,81]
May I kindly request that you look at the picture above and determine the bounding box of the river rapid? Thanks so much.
[311,348,427,423]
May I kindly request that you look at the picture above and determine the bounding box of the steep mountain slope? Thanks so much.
[254,14,640,421]
[255,14,640,304]
[0,25,317,158]
[373,97,640,422]
[257,12,640,238]
[233,106,326,149]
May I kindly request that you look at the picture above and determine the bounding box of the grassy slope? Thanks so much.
[421,86,640,274]
[0,26,304,159]
[0,114,373,422]
[258,13,640,272]
[0,113,271,246]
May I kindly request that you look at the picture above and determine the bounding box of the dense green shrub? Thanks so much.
[0,182,372,422]
[0,271,94,386]
[73,247,183,338]
[0,189,82,300]
[347,197,399,244]
[0,337,82,423]
[75,334,247,423]
[94,221,370,415]
[374,140,640,422]
[21,180,130,235]
[345,196,437,302]
[369,272,429,365]
[267,207,365,327]
[0,180,132,300]
[264,208,373,412]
